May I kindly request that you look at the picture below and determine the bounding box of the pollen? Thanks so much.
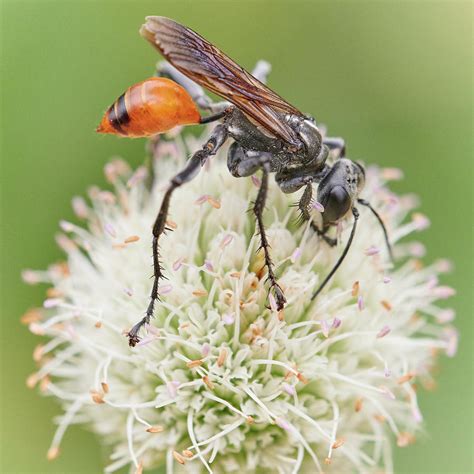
[207,196,221,209]
[297,372,309,384]
[20,308,42,325]
[217,348,227,367]
[91,390,105,404]
[192,289,208,297]
[354,398,363,412]
[26,373,38,389]
[397,432,416,447]
[166,220,177,230]
[33,344,44,362]
[202,375,214,390]
[397,373,415,384]
[124,235,140,244]
[381,300,392,311]
[173,450,186,465]
[47,447,60,461]
[332,438,345,449]
[352,280,360,297]
[186,359,203,368]
[146,426,164,433]
[101,382,110,393]
[182,450,194,458]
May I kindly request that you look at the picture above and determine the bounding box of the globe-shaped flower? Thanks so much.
[24,128,457,473]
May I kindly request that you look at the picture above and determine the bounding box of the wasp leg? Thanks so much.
[323,136,346,158]
[310,222,337,247]
[227,143,272,177]
[127,125,228,346]
[254,162,286,311]
[295,182,337,246]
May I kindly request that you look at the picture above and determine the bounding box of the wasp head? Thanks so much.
[317,159,365,225]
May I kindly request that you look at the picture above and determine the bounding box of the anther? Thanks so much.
[124,235,140,244]
[173,450,186,465]
[332,438,345,449]
[381,300,392,311]
[146,426,164,433]
[217,348,227,367]
[47,447,60,461]
[202,376,214,390]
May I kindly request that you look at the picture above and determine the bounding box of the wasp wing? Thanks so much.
[140,16,302,145]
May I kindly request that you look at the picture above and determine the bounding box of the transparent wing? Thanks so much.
[140,16,303,145]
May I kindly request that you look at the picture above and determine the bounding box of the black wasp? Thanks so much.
[98,17,392,346]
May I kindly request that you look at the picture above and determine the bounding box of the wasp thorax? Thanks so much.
[298,119,323,163]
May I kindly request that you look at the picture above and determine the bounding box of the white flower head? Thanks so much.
[24,128,457,473]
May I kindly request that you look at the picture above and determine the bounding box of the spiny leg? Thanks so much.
[254,162,286,311]
[127,125,228,346]
[311,207,360,300]
[297,182,337,247]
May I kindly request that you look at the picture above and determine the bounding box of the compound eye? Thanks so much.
[323,185,351,223]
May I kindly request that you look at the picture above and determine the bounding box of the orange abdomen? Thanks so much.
[96,77,201,137]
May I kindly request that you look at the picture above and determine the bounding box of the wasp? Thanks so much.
[97,16,393,346]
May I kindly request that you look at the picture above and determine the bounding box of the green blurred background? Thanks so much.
[1,0,472,473]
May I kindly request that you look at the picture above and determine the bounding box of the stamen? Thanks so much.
[412,213,430,231]
[104,223,117,238]
[376,326,391,339]
[365,246,380,256]
[194,194,210,205]
[222,313,235,325]
[124,235,140,244]
[251,175,261,187]
[352,281,360,297]
[397,373,415,384]
[202,376,214,390]
[47,447,60,461]
[146,425,164,433]
[312,201,325,212]
[172,258,185,271]
[291,247,302,263]
[166,219,177,230]
[217,348,227,367]
[220,234,234,248]
[207,196,221,209]
[126,166,147,188]
[21,308,42,325]
[187,359,203,368]
[71,196,88,219]
[332,438,345,449]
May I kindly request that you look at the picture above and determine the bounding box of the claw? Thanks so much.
[272,284,287,311]
[127,332,140,347]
